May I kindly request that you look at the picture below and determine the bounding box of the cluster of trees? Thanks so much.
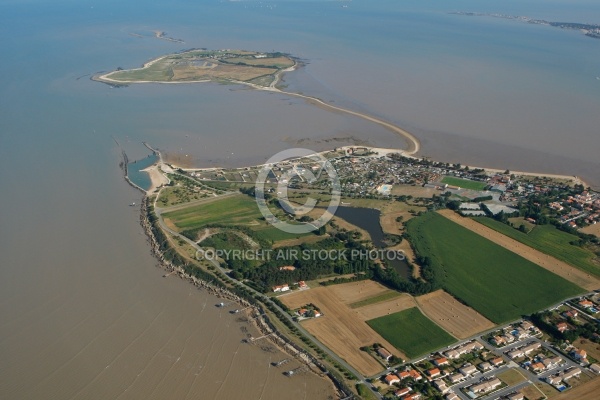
[241,235,377,293]
[372,262,439,297]
[530,311,600,343]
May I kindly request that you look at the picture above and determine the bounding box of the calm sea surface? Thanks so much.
[1,0,599,398]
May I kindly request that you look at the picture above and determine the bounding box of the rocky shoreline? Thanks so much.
[137,196,349,398]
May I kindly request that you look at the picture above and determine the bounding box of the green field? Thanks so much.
[441,176,488,191]
[163,194,312,242]
[367,308,455,359]
[163,195,262,229]
[406,212,583,323]
[349,291,402,309]
[474,217,600,278]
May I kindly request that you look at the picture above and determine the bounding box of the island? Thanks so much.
[95,49,296,88]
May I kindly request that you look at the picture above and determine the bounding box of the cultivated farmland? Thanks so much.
[279,281,411,376]
[367,307,455,359]
[405,212,583,324]
[440,210,600,290]
[416,290,495,339]
[474,217,600,278]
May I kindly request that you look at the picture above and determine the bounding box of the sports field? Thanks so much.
[474,217,600,278]
[441,176,488,191]
[406,212,584,323]
[366,308,455,359]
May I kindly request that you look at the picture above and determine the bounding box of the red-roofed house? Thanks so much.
[579,300,594,308]
[556,322,568,333]
[394,387,411,397]
[384,374,400,385]
[434,357,449,367]
[427,368,441,378]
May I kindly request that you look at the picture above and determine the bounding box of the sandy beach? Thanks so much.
[142,164,170,194]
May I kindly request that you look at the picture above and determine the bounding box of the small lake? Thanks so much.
[334,206,411,279]
[127,153,158,191]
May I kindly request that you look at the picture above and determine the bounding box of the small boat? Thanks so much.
[129,202,136,206]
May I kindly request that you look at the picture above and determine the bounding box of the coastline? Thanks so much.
[138,198,350,398]
[117,144,349,397]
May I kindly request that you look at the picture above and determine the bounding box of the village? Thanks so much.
[187,146,600,230]
[370,293,600,400]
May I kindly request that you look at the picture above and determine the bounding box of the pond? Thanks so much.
[334,206,411,279]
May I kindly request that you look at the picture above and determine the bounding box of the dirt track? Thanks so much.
[416,290,495,339]
[437,209,600,291]
[279,281,409,376]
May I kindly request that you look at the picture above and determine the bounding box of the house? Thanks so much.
[522,342,541,355]
[384,374,400,385]
[444,341,483,359]
[514,328,529,340]
[492,336,506,346]
[272,284,290,292]
[470,378,502,394]
[433,380,449,394]
[445,393,459,400]
[394,387,411,397]
[397,371,411,380]
[543,356,562,369]
[531,362,545,372]
[377,347,393,361]
[459,365,477,376]
[297,280,308,289]
[490,357,504,367]
[556,322,569,333]
[507,393,525,400]
[572,349,587,361]
[502,334,515,343]
[563,310,578,319]
[508,349,524,359]
[546,375,562,385]
[579,299,594,308]
[401,394,420,400]
[408,369,422,381]
[589,363,600,374]
[427,368,441,378]
[434,357,449,367]
[279,266,296,271]
[479,362,492,372]
[449,373,464,383]
[445,350,460,359]
[562,367,581,381]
